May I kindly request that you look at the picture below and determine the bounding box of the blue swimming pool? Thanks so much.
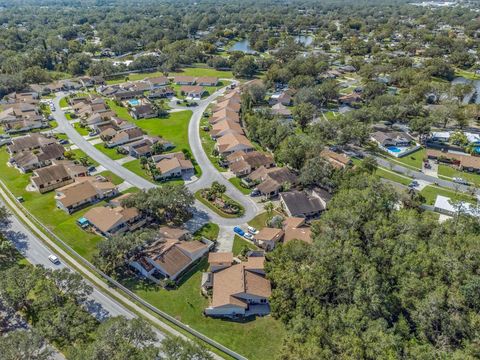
[128,99,140,106]
[387,146,402,153]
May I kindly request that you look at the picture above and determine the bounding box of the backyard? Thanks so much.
[121,258,283,360]
[419,185,476,205]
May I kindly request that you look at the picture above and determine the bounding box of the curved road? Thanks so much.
[52,84,260,229]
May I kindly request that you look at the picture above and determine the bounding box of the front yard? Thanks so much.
[420,185,476,205]
[228,177,251,195]
[94,143,127,160]
[438,164,480,187]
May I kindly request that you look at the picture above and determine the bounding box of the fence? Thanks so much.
[0,180,247,360]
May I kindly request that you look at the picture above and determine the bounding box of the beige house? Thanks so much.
[30,161,88,193]
[204,256,271,318]
[215,133,254,156]
[254,227,284,251]
[83,205,146,237]
[153,152,194,181]
[208,252,234,273]
[55,177,118,214]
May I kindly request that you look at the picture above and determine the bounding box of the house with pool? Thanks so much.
[371,130,420,158]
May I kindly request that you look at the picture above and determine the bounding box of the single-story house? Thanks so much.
[7,133,56,155]
[320,149,352,169]
[121,136,173,158]
[12,143,65,173]
[215,133,254,156]
[180,85,206,100]
[147,87,175,99]
[208,252,234,272]
[434,195,478,217]
[106,127,144,148]
[254,227,284,251]
[30,160,88,194]
[196,77,219,86]
[210,119,244,139]
[83,204,146,237]
[283,217,312,244]
[338,93,362,105]
[153,152,194,181]
[227,151,274,177]
[174,76,196,85]
[248,166,298,199]
[204,256,271,318]
[55,177,118,214]
[271,103,292,119]
[146,76,169,89]
[371,131,413,148]
[129,104,157,120]
[280,190,325,219]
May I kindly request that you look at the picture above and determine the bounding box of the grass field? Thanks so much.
[199,121,226,172]
[0,149,102,260]
[420,185,476,205]
[94,143,127,160]
[438,164,480,187]
[232,235,259,256]
[106,100,134,121]
[122,257,284,360]
[135,110,193,153]
[122,159,184,185]
[228,177,251,195]
[96,170,124,185]
[107,67,234,85]
[73,122,90,136]
[376,167,412,186]
[389,148,425,170]
[193,223,220,241]
[195,190,244,218]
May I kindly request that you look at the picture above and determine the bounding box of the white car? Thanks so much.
[48,254,60,265]
[247,226,258,234]
[244,233,255,241]
[453,177,469,185]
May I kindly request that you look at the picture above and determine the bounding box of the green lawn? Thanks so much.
[194,190,244,218]
[94,143,127,160]
[193,223,220,241]
[420,185,476,205]
[121,258,283,360]
[0,149,102,260]
[122,158,185,185]
[74,122,90,136]
[67,148,99,167]
[107,67,234,85]
[106,100,134,121]
[376,167,412,186]
[438,164,480,187]
[228,177,251,195]
[135,111,193,153]
[200,118,226,172]
[232,235,259,256]
[247,211,282,230]
[59,96,69,108]
[455,69,479,80]
[96,171,124,185]
[390,148,425,170]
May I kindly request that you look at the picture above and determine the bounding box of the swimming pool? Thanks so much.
[387,146,402,153]
[128,99,140,106]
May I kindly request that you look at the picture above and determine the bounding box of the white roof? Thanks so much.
[431,131,450,139]
[465,132,480,143]
[434,195,478,217]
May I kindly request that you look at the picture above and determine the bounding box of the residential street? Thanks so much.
[52,82,261,250]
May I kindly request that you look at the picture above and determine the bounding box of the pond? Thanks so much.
[229,39,257,54]
[294,35,314,47]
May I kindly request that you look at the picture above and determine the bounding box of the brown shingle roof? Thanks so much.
[208,252,233,265]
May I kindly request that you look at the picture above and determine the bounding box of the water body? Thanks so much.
[294,35,314,47]
[452,76,480,104]
[229,39,257,54]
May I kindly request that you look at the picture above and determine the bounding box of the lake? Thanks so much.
[229,39,257,54]
[294,35,314,47]
[452,76,480,104]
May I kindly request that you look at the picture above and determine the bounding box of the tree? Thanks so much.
[232,56,258,78]
[358,156,378,175]
[264,202,274,216]
[450,131,469,146]
[122,185,194,225]
[159,336,213,360]
[151,142,164,155]
[70,317,158,360]
[292,102,315,130]
[300,157,336,190]
[0,330,52,360]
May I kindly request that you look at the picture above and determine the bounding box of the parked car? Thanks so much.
[424,162,431,169]
[244,233,255,241]
[59,139,69,145]
[16,196,24,203]
[453,177,469,185]
[233,226,245,236]
[247,226,258,234]
[408,180,419,188]
[250,189,261,197]
[87,165,96,172]
[88,130,98,137]
[48,254,60,265]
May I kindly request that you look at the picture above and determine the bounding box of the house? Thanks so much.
[55,177,118,214]
[426,149,480,173]
[106,127,144,148]
[158,226,191,241]
[283,217,312,244]
[280,190,325,219]
[3,119,47,134]
[196,77,219,86]
[147,87,175,99]
[227,151,274,177]
[121,136,173,158]
[210,108,240,124]
[153,152,194,181]
[269,91,293,106]
[371,131,412,147]
[180,86,206,100]
[113,89,145,101]
[83,204,146,237]
[213,98,241,113]
[208,252,233,272]
[210,119,244,139]
[248,166,298,198]
[433,195,478,217]
[338,93,362,105]
[271,103,292,119]
[319,149,352,169]
[30,160,88,193]
[174,76,196,85]
[204,256,271,318]
[12,143,65,173]
[7,133,56,155]
[130,236,211,281]
[254,227,284,251]
[215,133,254,156]
[129,104,156,120]
[146,76,169,89]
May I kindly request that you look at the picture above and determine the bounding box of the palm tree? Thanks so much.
[264,201,274,217]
